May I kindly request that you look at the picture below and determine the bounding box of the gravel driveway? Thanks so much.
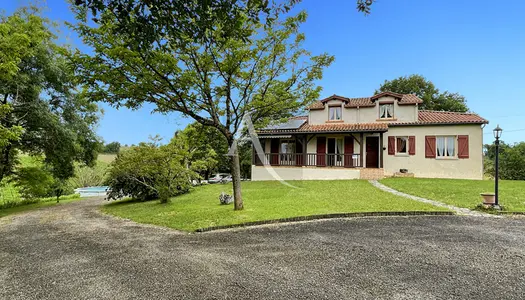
[2,197,525,300]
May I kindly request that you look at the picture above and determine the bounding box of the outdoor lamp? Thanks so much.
[493,125,502,139]
[493,124,502,208]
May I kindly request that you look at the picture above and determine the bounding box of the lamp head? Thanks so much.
[493,124,503,139]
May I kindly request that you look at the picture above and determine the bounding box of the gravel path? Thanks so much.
[2,197,525,299]
[369,180,496,217]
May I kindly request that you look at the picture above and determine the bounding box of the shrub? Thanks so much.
[105,141,198,203]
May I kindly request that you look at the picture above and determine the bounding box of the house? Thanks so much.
[251,92,488,180]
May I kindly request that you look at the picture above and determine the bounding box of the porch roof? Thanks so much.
[258,122,388,135]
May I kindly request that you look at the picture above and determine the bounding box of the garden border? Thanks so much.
[194,211,454,232]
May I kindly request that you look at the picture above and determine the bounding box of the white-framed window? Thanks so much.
[436,136,456,158]
[379,103,394,119]
[280,140,295,162]
[396,137,408,154]
[327,137,344,165]
[329,106,342,121]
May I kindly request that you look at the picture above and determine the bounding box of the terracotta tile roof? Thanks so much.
[289,115,308,120]
[257,110,487,135]
[399,94,423,105]
[390,111,489,126]
[258,122,388,134]
[299,123,388,133]
[307,92,423,110]
[370,91,404,100]
[345,97,375,108]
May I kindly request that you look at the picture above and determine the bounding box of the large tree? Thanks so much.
[70,1,338,210]
[0,7,101,182]
[376,74,469,112]
[175,123,229,179]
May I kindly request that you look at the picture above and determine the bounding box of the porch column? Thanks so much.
[360,132,364,168]
[379,132,384,168]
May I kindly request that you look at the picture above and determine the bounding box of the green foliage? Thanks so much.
[105,137,205,203]
[238,140,252,179]
[376,74,469,112]
[12,167,55,200]
[10,156,75,201]
[0,6,101,183]
[484,142,525,180]
[175,123,228,178]
[70,1,335,209]
[0,193,81,216]
[102,141,120,154]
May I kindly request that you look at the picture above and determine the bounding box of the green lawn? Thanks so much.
[380,178,525,212]
[102,180,448,232]
[0,194,82,218]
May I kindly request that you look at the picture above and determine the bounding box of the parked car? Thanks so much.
[208,173,231,184]
[220,175,232,183]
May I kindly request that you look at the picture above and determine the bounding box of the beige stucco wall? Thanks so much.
[383,124,484,179]
[251,166,361,181]
[359,96,417,123]
[309,99,344,125]
[308,96,417,125]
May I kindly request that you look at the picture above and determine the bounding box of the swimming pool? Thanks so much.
[75,186,110,197]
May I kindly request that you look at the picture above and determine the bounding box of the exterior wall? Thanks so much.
[309,99,345,125]
[383,124,484,179]
[359,96,417,123]
[251,166,361,181]
[308,96,417,125]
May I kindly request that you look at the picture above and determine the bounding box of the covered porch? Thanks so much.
[253,129,387,169]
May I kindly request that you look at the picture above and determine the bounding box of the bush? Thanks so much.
[484,142,525,180]
[12,167,55,199]
[105,141,197,203]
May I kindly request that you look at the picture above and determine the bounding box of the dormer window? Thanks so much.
[379,103,394,119]
[329,106,342,121]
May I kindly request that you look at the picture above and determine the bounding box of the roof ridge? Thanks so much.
[419,110,479,115]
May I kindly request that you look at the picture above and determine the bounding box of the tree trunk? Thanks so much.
[0,144,12,183]
[230,144,244,210]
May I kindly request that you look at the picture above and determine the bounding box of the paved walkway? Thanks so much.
[369,180,497,217]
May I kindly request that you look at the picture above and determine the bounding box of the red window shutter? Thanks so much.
[270,139,280,165]
[458,135,469,159]
[316,137,326,166]
[388,136,395,155]
[425,136,436,158]
[409,136,416,155]
[344,136,354,167]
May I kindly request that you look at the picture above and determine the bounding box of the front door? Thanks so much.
[366,136,379,168]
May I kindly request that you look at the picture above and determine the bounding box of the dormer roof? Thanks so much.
[307,92,423,110]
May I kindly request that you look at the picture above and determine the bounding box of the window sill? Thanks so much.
[376,118,397,121]
[325,120,344,123]
[395,153,409,157]
[436,157,458,160]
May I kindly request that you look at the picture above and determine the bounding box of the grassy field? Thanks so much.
[102,180,448,232]
[0,195,82,219]
[1,153,111,211]
[97,154,117,164]
[380,178,525,212]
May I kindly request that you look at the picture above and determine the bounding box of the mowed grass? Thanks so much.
[0,194,82,218]
[380,178,525,212]
[102,180,448,232]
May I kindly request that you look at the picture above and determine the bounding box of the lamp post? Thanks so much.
[493,125,503,208]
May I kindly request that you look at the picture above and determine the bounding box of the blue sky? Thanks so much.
[3,0,525,144]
